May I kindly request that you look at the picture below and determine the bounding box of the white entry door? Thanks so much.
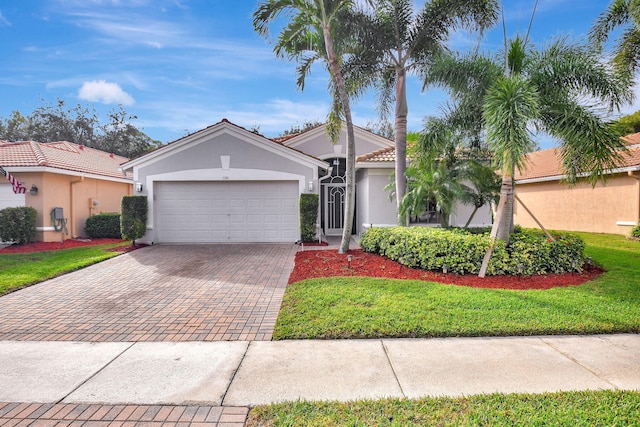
[155,181,299,243]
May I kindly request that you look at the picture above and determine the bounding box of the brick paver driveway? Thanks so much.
[0,244,298,342]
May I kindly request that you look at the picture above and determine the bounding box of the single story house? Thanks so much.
[514,133,640,235]
[121,119,492,244]
[0,140,132,242]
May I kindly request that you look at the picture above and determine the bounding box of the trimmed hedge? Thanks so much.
[0,206,37,244]
[121,196,147,243]
[85,213,122,239]
[359,226,585,276]
[300,193,319,242]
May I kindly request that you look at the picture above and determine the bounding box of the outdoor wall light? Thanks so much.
[136,183,143,193]
[29,185,38,195]
[308,181,314,191]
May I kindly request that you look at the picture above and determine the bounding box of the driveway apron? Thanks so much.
[0,244,298,342]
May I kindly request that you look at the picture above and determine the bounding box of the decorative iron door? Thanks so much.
[324,177,346,236]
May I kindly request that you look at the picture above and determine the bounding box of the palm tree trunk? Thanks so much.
[323,24,355,254]
[478,173,513,277]
[496,175,514,243]
[395,68,408,225]
[464,206,479,228]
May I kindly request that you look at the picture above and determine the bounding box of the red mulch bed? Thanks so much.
[289,249,604,290]
[0,239,144,254]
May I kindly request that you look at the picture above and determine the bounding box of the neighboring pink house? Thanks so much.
[0,141,132,242]
[514,133,640,235]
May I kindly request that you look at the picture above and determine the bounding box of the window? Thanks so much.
[409,200,441,225]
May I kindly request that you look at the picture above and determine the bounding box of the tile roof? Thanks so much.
[0,140,131,180]
[515,144,640,181]
[356,146,396,163]
[621,132,640,147]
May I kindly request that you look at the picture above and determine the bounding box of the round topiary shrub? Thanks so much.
[85,213,122,239]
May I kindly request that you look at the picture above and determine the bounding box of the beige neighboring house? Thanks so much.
[0,141,132,242]
[514,133,640,235]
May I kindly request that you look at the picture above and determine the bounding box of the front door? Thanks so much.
[324,178,346,236]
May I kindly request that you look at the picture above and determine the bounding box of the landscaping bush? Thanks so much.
[121,196,147,243]
[360,226,585,276]
[85,213,122,239]
[0,206,37,244]
[300,193,319,242]
[631,224,640,239]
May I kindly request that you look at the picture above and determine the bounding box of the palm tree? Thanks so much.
[347,0,499,225]
[425,36,632,276]
[400,116,498,229]
[253,0,356,253]
[590,0,640,74]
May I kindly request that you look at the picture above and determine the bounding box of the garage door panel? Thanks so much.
[156,181,299,243]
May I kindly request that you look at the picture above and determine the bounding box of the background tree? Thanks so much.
[281,120,324,136]
[347,0,499,225]
[590,0,640,75]
[0,99,160,158]
[254,0,358,254]
[612,109,640,135]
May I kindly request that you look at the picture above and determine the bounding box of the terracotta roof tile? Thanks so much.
[0,140,131,180]
[621,132,640,147]
[515,144,640,181]
[357,146,396,163]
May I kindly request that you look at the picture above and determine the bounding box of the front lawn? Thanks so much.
[273,232,640,339]
[247,390,640,426]
[0,243,129,295]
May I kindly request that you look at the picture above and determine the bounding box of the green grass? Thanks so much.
[273,232,640,339]
[0,243,128,295]
[247,390,640,426]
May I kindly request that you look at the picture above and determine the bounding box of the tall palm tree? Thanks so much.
[425,36,632,276]
[253,0,356,253]
[347,0,499,225]
[590,0,640,74]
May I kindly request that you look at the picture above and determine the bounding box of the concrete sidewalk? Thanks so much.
[1,334,638,406]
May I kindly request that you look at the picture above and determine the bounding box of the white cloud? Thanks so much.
[78,80,135,105]
[0,10,11,26]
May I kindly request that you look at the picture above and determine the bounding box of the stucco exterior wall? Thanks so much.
[136,133,315,183]
[356,168,398,233]
[514,173,640,235]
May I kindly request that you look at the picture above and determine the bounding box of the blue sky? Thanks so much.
[0,0,634,147]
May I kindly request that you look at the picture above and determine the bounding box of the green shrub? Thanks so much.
[631,224,640,238]
[121,196,147,243]
[360,226,585,276]
[300,193,319,242]
[0,206,37,244]
[85,213,122,239]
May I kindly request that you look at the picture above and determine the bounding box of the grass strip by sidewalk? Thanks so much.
[0,243,128,295]
[273,233,640,339]
[247,390,640,426]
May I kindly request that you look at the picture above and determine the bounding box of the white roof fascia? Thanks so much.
[356,162,395,170]
[122,121,327,172]
[516,164,640,184]
[3,166,132,184]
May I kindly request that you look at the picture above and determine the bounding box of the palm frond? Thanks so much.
[588,0,631,49]
[483,75,539,173]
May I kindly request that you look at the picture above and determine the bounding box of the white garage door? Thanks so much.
[155,181,300,243]
[0,184,25,211]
